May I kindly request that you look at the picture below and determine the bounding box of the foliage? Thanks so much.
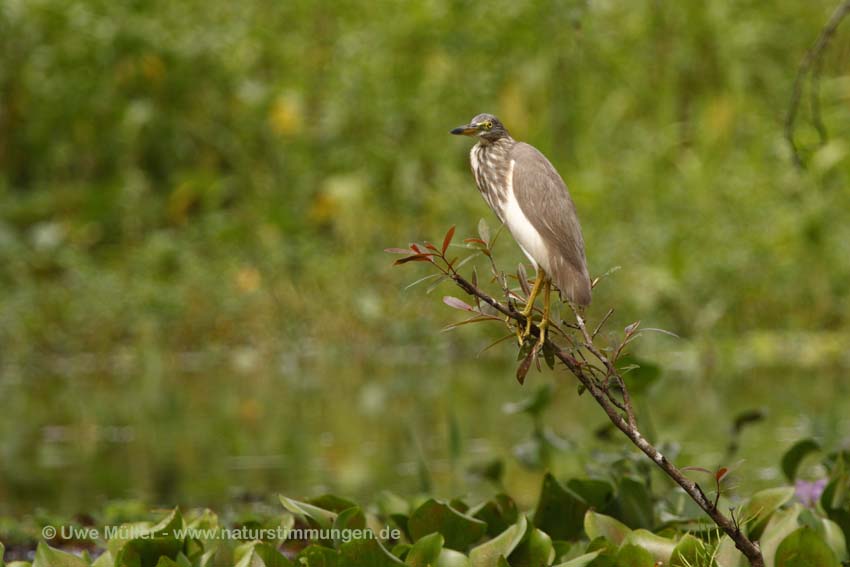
[2,444,849,567]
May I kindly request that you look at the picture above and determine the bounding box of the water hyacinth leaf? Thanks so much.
[820,478,850,556]
[508,526,554,567]
[32,542,88,567]
[534,473,588,541]
[614,543,654,567]
[340,537,406,566]
[332,506,366,547]
[552,551,601,567]
[714,536,745,567]
[760,504,804,567]
[669,533,711,567]
[622,529,676,564]
[279,495,337,530]
[115,536,185,567]
[566,478,614,511]
[775,527,840,567]
[741,486,795,539]
[297,545,340,567]
[469,514,527,567]
[782,439,821,482]
[435,548,471,567]
[613,477,654,529]
[583,511,631,546]
[470,494,518,537]
[408,499,487,550]
[821,517,849,562]
[234,541,294,567]
[405,532,444,567]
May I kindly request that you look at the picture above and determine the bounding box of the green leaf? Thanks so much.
[308,495,359,514]
[279,495,336,530]
[91,552,114,567]
[534,473,588,541]
[1,542,4,567]
[669,534,711,567]
[115,536,185,567]
[760,504,804,567]
[333,506,366,547]
[32,542,88,567]
[408,500,487,551]
[508,527,554,567]
[583,512,631,546]
[435,548,471,567]
[622,530,676,564]
[713,536,745,567]
[470,494,518,537]
[552,551,601,567]
[775,527,840,567]
[566,479,614,512]
[614,544,655,567]
[340,537,406,566]
[740,486,795,540]
[469,515,527,567]
[233,541,294,567]
[612,477,654,530]
[297,545,339,567]
[781,439,821,482]
[405,532,444,567]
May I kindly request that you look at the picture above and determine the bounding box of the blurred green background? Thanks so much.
[1,0,849,516]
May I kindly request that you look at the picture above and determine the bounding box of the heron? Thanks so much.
[451,113,591,347]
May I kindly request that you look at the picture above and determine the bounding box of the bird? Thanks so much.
[451,113,591,347]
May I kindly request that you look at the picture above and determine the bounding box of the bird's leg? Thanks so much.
[517,268,546,343]
[534,278,552,350]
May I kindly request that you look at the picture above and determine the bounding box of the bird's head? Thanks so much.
[450,113,510,143]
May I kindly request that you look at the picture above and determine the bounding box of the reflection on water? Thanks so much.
[1,336,848,515]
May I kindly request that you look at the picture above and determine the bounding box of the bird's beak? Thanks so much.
[450,123,479,136]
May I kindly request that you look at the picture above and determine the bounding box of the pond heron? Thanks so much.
[451,113,591,346]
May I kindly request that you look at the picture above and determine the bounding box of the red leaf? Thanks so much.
[410,243,424,253]
[424,242,439,252]
[442,225,456,255]
[716,467,729,482]
[442,296,474,311]
[385,247,414,255]
[394,254,433,265]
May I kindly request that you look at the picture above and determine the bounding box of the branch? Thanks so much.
[785,0,850,168]
[450,269,765,566]
[389,233,765,566]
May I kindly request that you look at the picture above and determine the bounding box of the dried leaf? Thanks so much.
[716,467,729,481]
[394,254,433,265]
[638,327,681,339]
[424,242,439,252]
[516,349,535,385]
[385,247,414,255]
[443,296,475,311]
[442,225,456,255]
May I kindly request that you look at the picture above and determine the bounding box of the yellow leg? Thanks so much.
[517,268,546,344]
[535,279,551,349]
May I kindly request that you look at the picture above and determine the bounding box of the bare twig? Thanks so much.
[785,0,850,168]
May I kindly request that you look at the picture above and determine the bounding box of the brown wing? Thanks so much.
[510,142,591,306]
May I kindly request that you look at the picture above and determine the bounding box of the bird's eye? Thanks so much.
[484,121,493,130]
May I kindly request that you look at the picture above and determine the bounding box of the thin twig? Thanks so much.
[785,0,850,168]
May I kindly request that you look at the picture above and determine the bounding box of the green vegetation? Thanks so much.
[2,0,850,559]
[1,443,849,566]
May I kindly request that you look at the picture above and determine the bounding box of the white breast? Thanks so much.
[502,159,549,272]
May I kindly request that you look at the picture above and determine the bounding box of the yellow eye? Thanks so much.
[484,121,493,130]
